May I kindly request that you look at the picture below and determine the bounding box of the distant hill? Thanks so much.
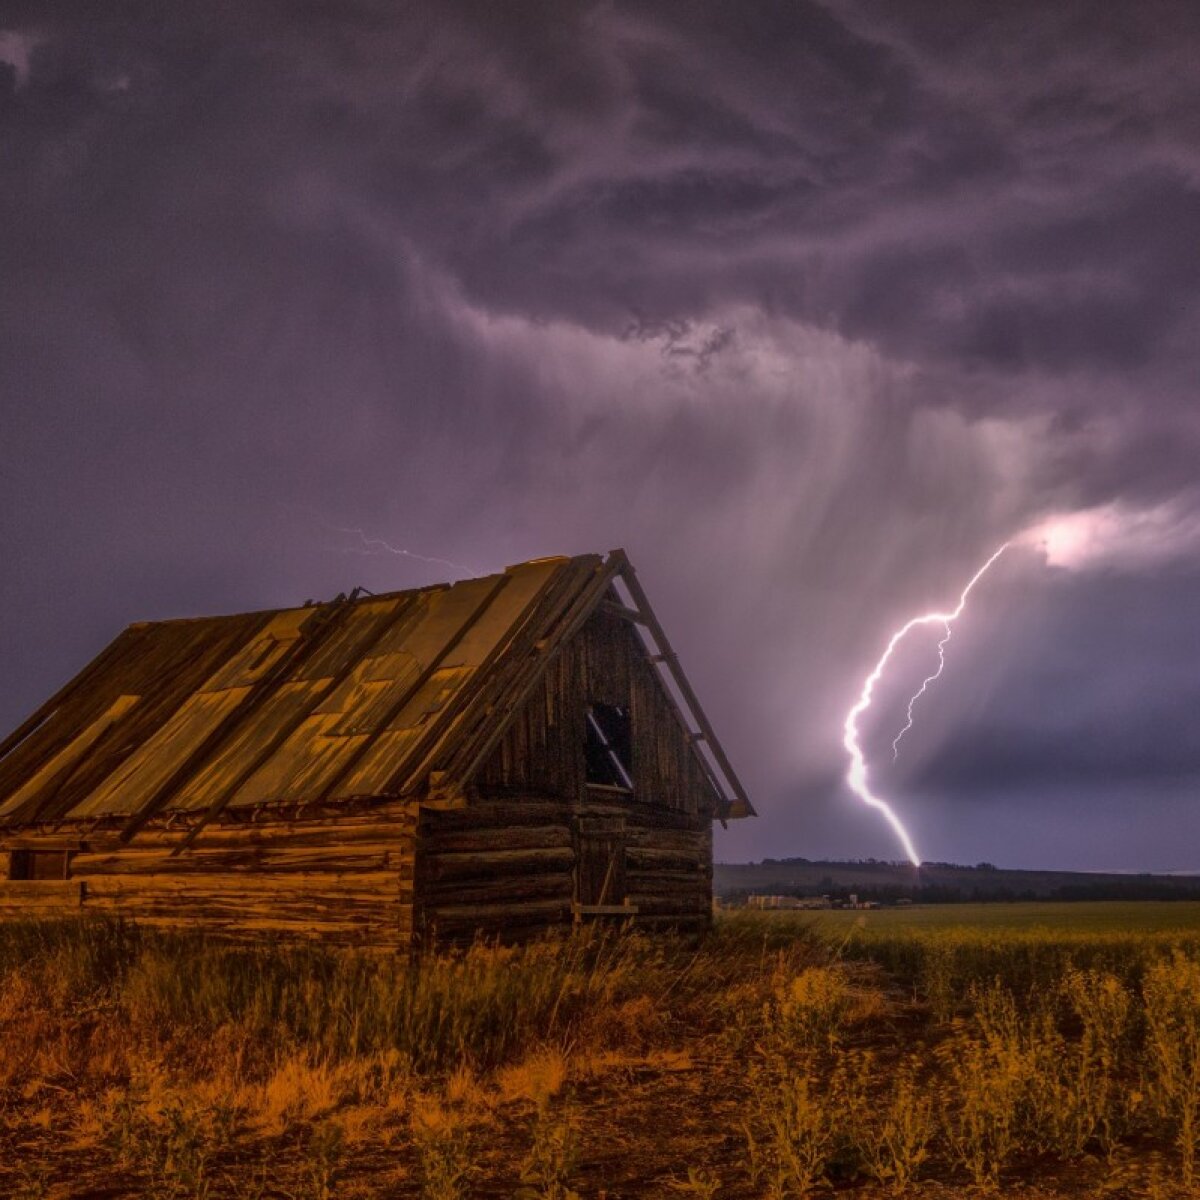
[714,858,1200,903]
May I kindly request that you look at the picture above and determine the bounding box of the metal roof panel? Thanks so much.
[0,552,752,831]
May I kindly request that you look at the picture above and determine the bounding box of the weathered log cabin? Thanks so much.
[0,551,753,948]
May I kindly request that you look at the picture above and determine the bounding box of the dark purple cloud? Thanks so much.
[1,1,1198,868]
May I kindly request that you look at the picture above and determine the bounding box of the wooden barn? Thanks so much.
[0,551,753,949]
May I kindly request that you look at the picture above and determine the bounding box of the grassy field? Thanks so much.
[2,906,1200,1197]
[808,899,1200,933]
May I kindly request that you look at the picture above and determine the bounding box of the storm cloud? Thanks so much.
[2,1,1198,868]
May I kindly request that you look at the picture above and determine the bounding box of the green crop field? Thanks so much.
[798,898,1200,933]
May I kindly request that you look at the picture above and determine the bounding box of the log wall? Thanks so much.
[590,798,712,932]
[416,796,713,945]
[416,801,575,945]
[0,802,417,947]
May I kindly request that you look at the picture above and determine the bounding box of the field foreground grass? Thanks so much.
[3,907,1200,1197]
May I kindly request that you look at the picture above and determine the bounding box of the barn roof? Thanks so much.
[0,551,752,837]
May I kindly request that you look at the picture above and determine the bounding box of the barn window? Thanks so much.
[8,850,70,881]
[585,703,633,790]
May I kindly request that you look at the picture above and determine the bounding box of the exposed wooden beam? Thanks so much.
[599,600,647,624]
[615,557,756,820]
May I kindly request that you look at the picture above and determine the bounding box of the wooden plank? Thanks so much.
[66,687,255,819]
[422,825,571,854]
[83,888,396,913]
[0,695,141,819]
[84,894,397,920]
[310,573,515,800]
[0,616,270,828]
[625,847,703,871]
[426,847,574,883]
[424,871,573,906]
[73,845,399,877]
[0,881,85,908]
[113,812,417,852]
[624,872,709,897]
[625,814,706,838]
[429,898,572,929]
[421,801,567,831]
[112,600,370,837]
[584,802,681,828]
[0,837,87,852]
[168,679,340,813]
[84,871,398,897]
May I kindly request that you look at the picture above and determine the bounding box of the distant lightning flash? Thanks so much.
[284,504,488,578]
[323,523,483,578]
[842,543,1009,867]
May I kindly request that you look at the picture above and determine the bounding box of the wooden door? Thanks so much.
[575,817,627,910]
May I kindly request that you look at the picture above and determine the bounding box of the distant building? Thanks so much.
[747,894,831,910]
[0,551,753,949]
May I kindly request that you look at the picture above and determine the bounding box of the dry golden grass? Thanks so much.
[497,1047,569,1109]
[0,913,1199,1195]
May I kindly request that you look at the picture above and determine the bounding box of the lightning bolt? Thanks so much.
[890,544,1010,761]
[321,522,484,578]
[842,543,1009,867]
[312,513,489,578]
[282,504,487,579]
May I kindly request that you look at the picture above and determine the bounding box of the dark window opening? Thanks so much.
[585,703,633,790]
[8,850,70,881]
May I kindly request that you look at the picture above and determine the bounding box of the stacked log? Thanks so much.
[417,801,574,944]
[0,802,417,947]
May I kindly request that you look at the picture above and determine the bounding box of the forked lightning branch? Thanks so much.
[842,544,1010,867]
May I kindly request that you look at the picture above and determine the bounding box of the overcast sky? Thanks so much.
[2,1,1199,870]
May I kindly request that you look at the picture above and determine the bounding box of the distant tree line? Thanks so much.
[717,858,1200,904]
[725,879,1200,905]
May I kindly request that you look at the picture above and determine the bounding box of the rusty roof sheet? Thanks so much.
[0,555,608,832]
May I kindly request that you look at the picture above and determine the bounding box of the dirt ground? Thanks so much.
[0,1030,1191,1199]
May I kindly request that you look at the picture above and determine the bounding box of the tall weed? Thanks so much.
[518,1098,581,1200]
[411,1097,478,1200]
[1059,967,1133,1155]
[939,983,1037,1187]
[855,1056,934,1193]
[1142,952,1200,1187]
[744,1061,835,1198]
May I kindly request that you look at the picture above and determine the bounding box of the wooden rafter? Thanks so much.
[610,552,755,821]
